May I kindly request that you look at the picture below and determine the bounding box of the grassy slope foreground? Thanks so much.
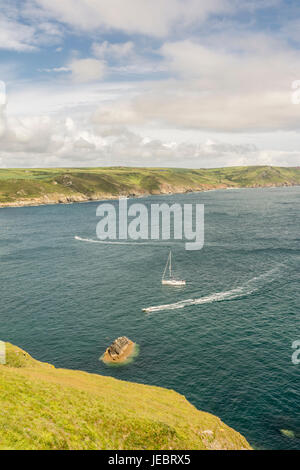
[0,343,252,450]
[0,166,299,206]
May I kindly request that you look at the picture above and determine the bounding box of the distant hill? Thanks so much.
[0,343,251,450]
[0,166,299,207]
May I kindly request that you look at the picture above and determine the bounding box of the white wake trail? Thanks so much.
[75,236,177,246]
[143,267,281,313]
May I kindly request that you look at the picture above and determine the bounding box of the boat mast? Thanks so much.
[162,251,172,280]
[162,251,169,280]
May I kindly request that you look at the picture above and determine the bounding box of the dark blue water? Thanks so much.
[0,186,299,449]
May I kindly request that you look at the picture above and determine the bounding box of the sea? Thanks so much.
[0,185,299,449]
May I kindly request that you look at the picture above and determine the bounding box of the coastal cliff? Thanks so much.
[0,343,252,450]
[0,166,299,207]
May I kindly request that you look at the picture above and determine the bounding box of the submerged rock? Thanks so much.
[280,429,296,439]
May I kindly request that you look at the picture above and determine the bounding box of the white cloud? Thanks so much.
[39,59,107,82]
[1,0,299,168]
[32,0,285,39]
[0,99,299,168]
[0,1,284,52]
[40,66,70,73]
[92,41,134,59]
[92,101,142,127]
[0,14,37,51]
[68,58,106,83]
[0,4,64,52]
[84,38,300,133]
[159,39,298,90]
[34,0,232,37]
[91,40,167,77]
[35,21,63,45]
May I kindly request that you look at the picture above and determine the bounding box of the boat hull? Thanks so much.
[162,280,186,286]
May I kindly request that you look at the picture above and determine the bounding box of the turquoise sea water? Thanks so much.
[0,186,299,449]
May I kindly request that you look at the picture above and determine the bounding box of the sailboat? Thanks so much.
[161,250,186,286]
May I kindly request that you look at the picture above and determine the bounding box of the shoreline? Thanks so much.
[0,182,299,209]
[2,342,252,449]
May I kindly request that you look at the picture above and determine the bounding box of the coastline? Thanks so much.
[0,181,298,209]
[1,342,252,449]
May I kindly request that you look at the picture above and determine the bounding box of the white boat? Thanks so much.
[161,250,186,286]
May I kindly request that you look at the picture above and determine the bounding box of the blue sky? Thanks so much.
[0,0,300,167]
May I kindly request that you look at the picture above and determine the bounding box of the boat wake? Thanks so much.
[74,236,177,246]
[143,266,281,313]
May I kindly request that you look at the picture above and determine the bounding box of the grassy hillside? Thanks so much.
[0,166,299,206]
[0,343,251,450]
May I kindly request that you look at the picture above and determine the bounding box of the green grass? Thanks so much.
[0,166,299,205]
[0,343,252,450]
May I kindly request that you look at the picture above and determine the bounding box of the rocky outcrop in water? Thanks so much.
[103,336,134,363]
[108,337,130,358]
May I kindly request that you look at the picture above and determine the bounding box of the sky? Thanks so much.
[1,0,300,168]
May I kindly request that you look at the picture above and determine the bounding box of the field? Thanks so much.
[0,166,299,206]
[0,343,251,450]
